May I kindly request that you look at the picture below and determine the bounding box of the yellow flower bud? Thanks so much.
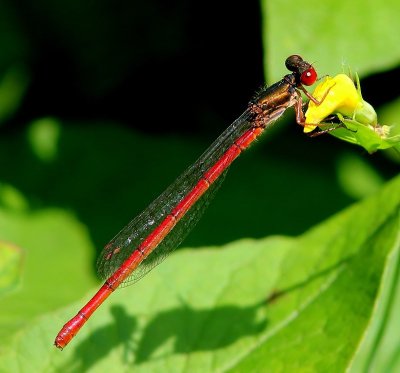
[302,73,400,154]
[304,74,374,133]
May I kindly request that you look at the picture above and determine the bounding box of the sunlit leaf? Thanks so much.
[1,175,398,372]
[0,241,23,298]
[263,0,400,82]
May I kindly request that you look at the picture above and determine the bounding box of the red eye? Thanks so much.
[300,67,317,86]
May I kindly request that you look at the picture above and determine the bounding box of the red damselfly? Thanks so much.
[55,55,321,349]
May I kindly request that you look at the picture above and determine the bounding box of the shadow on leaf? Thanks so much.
[58,305,137,372]
[133,300,267,364]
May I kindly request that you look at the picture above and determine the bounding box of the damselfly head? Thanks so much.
[285,55,317,86]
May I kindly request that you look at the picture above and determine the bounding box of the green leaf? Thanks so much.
[349,227,400,372]
[378,97,400,161]
[0,202,98,347]
[1,175,398,372]
[0,241,23,298]
[330,120,400,154]
[262,0,400,82]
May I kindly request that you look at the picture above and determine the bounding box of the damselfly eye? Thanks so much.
[300,67,317,86]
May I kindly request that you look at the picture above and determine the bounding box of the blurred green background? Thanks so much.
[0,0,399,368]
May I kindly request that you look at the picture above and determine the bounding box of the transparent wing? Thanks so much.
[97,109,254,286]
[121,169,227,286]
